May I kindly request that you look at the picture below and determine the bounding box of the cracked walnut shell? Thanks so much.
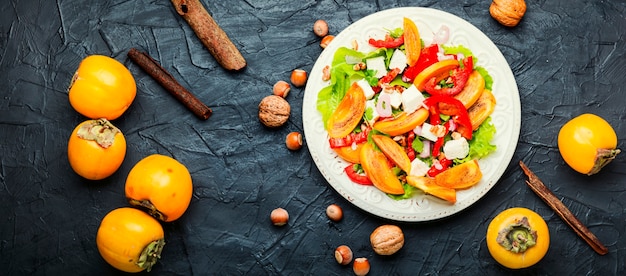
[370,224,404,255]
[258,95,291,127]
[490,0,527,27]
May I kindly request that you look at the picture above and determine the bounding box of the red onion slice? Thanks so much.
[432,25,450,45]
[376,93,393,117]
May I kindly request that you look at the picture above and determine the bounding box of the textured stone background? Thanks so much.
[1,0,625,275]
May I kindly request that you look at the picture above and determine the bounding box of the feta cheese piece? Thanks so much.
[356,79,376,100]
[443,138,470,160]
[388,49,408,72]
[364,99,379,125]
[366,56,387,79]
[409,158,430,177]
[401,84,425,114]
[420,123,439,142]
[389,90,402,109]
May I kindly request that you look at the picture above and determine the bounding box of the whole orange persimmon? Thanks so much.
[125,154,193,222]
[96,207,165,273]
[67,119,126,180]
[68,55,136,120]
[558,113,620,175]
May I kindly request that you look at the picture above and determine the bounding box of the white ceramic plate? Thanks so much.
[303,7,521,222]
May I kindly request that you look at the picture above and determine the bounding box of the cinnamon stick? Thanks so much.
[127,48,212,120]
[519,161,609,255]
[171,0,246,71]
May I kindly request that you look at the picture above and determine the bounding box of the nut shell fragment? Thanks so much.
[258,95,291,127]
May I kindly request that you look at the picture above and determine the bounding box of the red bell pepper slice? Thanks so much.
[405,131,416,161]
[423,56,474,97]
[431,121,451,157]
[427,158,452,177]
[329,127,370,148]
[423,95,473,140]
[378,68,401,86]
[368,34,404,49]
[402,44,440,83]
[344,164,373,185]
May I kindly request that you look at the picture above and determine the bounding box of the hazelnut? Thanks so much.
[285,132,303,151]
[258,95,290,128]
[272,80,291,98]
[489,0,527,27]
[352,257,370,276]
[313,19,329,37]
[320,35,335,49]
[334,245,353,265]
[369,224,404,255]
[270,208,289,226]
[326,204,343,222]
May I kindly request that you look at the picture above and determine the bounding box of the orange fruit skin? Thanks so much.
[96,207,164,273]
[125,154,193,222]
[67,120,126,180]
[68,55,136,120]
[558,113,618,174]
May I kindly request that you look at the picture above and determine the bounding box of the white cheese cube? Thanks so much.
[364,99,379,125]
[366,56,387,79]
[420,123,439,142]
[388,49,407,72]
[443,138,470,159]
[401,84,425,114]
[356,79,376,100]
[409,158,430,177]
[389,91,402,109]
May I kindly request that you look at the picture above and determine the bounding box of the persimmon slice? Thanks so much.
[406,175,456,203]
[403,17,421,67]
[371,135,411,174]
[434,159,482,189]
[373,108,429,136]
[360,143,405,195]
[327,82,366,138]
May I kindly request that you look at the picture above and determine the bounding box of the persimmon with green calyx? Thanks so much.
[373,108,429,136]
[371,134,411,174]
[326,82,366,138]
[486,207,550,269]
[125,154,193,222]
[558,113,620,175]
[96,207,165,273]
[359,143,405,195]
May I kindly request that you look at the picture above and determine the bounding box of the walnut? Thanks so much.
[370,225,404,255]
[489,0,527,27]
[258,95,290,127]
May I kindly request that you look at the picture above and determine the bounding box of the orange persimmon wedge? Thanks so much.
[333,142,365,164]
[371,135,411,174]
[360,143,405,195]
[413,59,459,91]
[327,82,366,138]
[373,108,429,136]
[403,17,421,67]
[467,89,496,130]
[444,70,485,110]
[406,175,456,203]
[435,159,482,189]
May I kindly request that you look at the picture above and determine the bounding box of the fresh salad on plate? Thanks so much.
[316,17,497,203]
